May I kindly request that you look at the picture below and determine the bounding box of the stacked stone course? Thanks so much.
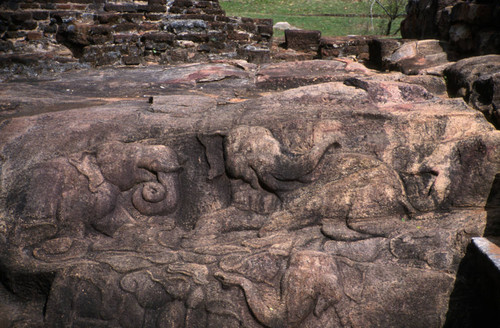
[0,0,272,65]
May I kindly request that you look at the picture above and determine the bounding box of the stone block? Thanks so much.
[56,23,90,47]
[145,4,166,13]
[26,31,43,41]
[71,0,97,3]
[104,3,138,13]
[215,15,230,22]
[186,8,203,15]
[7,22,20,32]
[20,3,40,9]
[257,24,273,36]
[122,55,141,65]
[11,12,32,24]
[50,11,80,24]
[122,13,144,23]
[145,13,162,21]
[73,4,89,11]
[177,33,208,43]
[20,21,37,30]
[138,22,161,31]
[88,25,113,44]
[96,13,122,24]
[228,31,249,41]
[254,18,273,26]
[89,25,113,35]
[32,11,50,21]
[144,40,170,51]
[113,22,137,32]
[368,38,404,69]
[195,1,212,8]
[41,3,57,10]
[55,4,73,10]
[127,45,142,56]
[113,34,139,44]
[209,21,232,31]
[238,45,270,64]
[285,29,321,52]
[172,0,193,8]
[207,30,226,40]
[204,8,224,15]
[164,19,207,33]
[5,30,26,38]
[238,22,256,33]
[82,45,122,65]
[142,32,174,43]
[183,14,216,21]
[168,7,184,14]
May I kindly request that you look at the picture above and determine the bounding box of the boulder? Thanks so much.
[401,0,500,56]
[369,38,452,74]
[444,54,500,128]
[0,61,499,327]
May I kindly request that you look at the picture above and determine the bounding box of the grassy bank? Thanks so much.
[220,0,404,37]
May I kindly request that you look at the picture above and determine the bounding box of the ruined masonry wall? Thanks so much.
[0,0,273,65]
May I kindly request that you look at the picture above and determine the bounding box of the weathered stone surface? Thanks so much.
[256,59,372,90]
[285,29,322,52]
[0,60,499,327]
[369,38,452,74]
[444,55,500,128]
[319,35,371,61]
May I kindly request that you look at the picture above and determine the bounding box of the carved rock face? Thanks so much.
[0,61,499,327]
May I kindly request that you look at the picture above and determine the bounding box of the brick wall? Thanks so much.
[0,0,273,65]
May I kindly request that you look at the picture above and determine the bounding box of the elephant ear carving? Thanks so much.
[198,134,226,181]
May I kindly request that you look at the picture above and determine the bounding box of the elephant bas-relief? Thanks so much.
[223,126,415,239]
[215,250,343,328]
[2,126,423,327]
[17,141,182,242]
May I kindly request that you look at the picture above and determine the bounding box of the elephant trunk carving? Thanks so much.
[132,171,180,215]
[225,126,338,192]
[96,142,182,216]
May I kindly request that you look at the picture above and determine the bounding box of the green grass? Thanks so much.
[220,0,404,37]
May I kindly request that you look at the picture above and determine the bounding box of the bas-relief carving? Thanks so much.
[21,141,181,239]
[1,124,486,327]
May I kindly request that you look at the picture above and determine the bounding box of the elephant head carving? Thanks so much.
[224,126,338,192]
[16,141,182,242]
[96,142,182,216]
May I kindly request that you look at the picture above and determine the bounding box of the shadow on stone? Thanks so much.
[444,174,500,327]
